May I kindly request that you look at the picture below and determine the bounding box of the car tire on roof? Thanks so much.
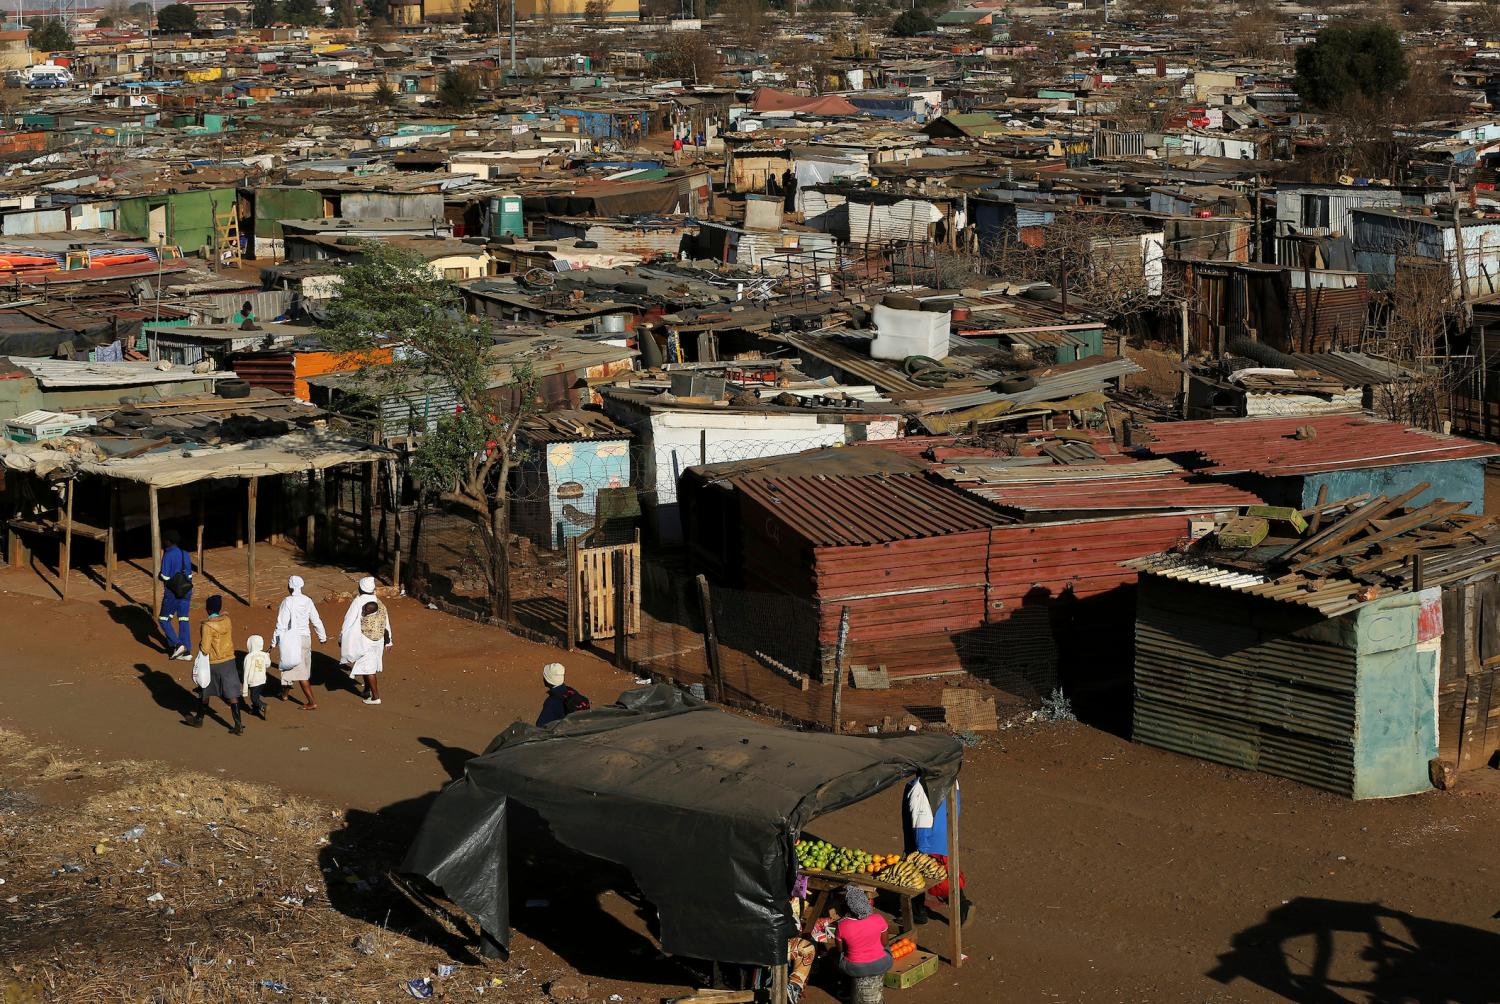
[215,379,252,399]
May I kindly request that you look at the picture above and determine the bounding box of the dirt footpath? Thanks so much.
[1,585,1498,1002]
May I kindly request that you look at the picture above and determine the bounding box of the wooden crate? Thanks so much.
[883,949,939,990]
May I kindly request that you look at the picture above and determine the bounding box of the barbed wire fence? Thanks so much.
[374,430,1105,730]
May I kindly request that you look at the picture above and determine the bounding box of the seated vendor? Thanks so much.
[835,886,893,981]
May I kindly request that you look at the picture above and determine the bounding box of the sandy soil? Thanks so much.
[1,580,1498,1002]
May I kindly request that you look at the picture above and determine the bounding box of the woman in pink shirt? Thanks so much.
[835,885,893,983]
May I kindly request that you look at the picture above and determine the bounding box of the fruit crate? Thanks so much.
[883,949,939,990]
[4,410,95,444]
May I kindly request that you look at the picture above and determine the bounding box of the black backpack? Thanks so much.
[560,686,591,715]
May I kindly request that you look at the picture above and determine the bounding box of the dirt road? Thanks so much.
[2,581,1498,1002]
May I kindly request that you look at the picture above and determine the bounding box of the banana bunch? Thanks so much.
[905,852,948,883]
[875,860,929,892]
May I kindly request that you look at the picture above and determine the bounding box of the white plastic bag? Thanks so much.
[191,651,210,690]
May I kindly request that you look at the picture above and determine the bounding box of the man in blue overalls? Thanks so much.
[158,529,194,659]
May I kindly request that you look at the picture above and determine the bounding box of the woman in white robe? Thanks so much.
[271,575,327,710]
[342,598,390,706]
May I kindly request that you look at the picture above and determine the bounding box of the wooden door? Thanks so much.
[573,542,640,642]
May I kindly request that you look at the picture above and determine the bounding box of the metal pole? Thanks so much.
[509,0,516,73]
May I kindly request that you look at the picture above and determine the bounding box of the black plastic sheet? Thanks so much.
[400,685,962,966]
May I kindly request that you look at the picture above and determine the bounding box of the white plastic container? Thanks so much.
[871,303,951,361]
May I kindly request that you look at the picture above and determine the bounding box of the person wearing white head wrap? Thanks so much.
[340,577,387,660]
[271,574,327,710]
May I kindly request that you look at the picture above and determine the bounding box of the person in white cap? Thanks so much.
[536,662,589,726]
[271,575,327,711]
[342,595,391,705]
[340,577,382,661]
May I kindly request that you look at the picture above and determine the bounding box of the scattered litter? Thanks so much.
[279,895,305,907]
[145,892,164,903]
[298,747,310,752]
[160,857,179,868]
[609,996,624,1002]
[634,677,651,685]
[93,842,109,855]
[406,977,434,999]
[258,980,288,993]
[120,825,146,840]
[352,933,378,956]
[435,964,457,978]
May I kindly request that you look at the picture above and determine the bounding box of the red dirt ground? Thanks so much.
[2,575,1499,1002]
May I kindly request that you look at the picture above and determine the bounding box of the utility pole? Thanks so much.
[509,0,516,73]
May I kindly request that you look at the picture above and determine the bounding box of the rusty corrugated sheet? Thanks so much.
[230,353,296,398]
[1141,413,1500,475]
[732,473,1004,548]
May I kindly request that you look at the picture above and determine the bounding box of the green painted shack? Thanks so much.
[115,187,238,257]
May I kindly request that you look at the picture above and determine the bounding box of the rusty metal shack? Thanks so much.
[1128,492,1500,798]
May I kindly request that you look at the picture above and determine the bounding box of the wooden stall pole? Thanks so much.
[565,536,579,651]
[831,605,849,734]
[769,963,789,1004]
[60,479,74,601]
[613,547,629,670]
[304,472,317,557]
[246,476,259,606]
[947,788,963,969]
[195,485,206,577]
[391,467,403,593]
[148,485,162,615]
[696,573,725,702]
[363,461,376,553]
[106,482,118,593]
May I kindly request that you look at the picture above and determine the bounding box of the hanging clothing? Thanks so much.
[271,576,326,682]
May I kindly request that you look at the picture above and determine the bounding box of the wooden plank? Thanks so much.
[1285,484,1430,563]
[106,483,117,593]
[697,574,724,702]
[247,476,259,607]
[60,479,74,601]
[832,606,849,733]
[565,536,579,650]
[1294,501,1470,572]
[947,790,962,969]
[1459,674,1492,772]
[149,486,162,615]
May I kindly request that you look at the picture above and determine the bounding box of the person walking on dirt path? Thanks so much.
[158,529,194,660]
[241,634,271,720]
[536,663,589,726]
[339,577,387,666]
[342,599,390,706]
[188,595,244,734]
[272,575,327,711]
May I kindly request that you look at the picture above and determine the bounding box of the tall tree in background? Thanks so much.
[253,0,280,24]
[27,18,74,50]
[282,0,322,25]
[437,67,481,109]
[156,2,198,29]
[365,0,390,19]
[1294,21,1408,109]
[321,243,539,621]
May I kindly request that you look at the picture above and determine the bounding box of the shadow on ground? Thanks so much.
[317,735,690,990]
[1209,897,1500,1002]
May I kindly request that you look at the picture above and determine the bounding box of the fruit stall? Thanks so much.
[400,685,965,1004]
[793,839,956,992]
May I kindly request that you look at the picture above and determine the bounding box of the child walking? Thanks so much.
[241,635,272,720]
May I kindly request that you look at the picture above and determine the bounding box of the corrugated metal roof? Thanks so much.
[11,358,235,388]
[957,469,1259,513]
[734,472,1007,547]
[1141,413,1500,475]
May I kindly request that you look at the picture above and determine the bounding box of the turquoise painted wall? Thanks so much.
[1299,458,1486,514]
[1351,593,1438,799]
[543,439,630,546]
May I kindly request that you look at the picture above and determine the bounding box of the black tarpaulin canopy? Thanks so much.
[400,685,963,967]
